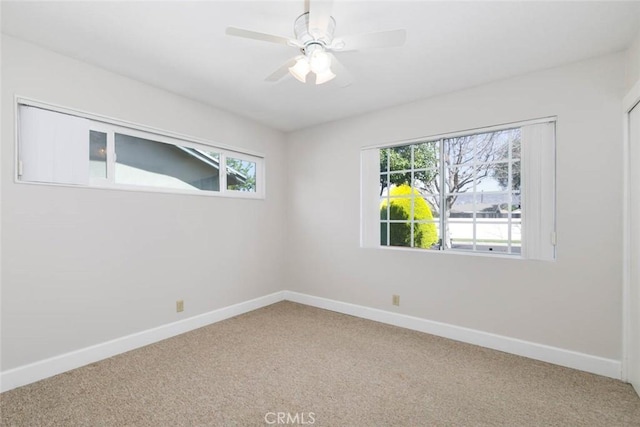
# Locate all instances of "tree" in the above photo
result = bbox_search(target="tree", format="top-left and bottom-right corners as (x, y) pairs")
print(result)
(380, 130), (515, 248)
(379, 143), (438, 194)
(380, 184), (439, 248)
(226, 158), (256, 191)
(421, 131), (514, 216)
(491, 135), (521, 191)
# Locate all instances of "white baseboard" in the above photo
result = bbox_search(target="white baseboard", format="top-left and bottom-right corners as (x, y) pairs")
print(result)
(283, 291), (622, 380)
(0, 291), (285, 393)
(1, 290), (622, 392)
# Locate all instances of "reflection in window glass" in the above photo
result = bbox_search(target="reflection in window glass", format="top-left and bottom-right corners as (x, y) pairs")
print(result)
(114, 133), (220, 191)
(226, 157), (256, 192)
(90, 130), (107, 179)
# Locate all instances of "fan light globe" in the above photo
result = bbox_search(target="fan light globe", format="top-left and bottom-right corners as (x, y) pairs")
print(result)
(289, 57), (311, 83)
(309, 50), (331, 74)
(315, 69), (336, 85)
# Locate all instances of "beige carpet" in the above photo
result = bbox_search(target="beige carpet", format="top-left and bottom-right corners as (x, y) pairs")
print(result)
(1, 301), (639, 426)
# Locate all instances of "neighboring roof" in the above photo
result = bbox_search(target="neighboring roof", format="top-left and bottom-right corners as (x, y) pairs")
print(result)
(177, 146), (247, 184)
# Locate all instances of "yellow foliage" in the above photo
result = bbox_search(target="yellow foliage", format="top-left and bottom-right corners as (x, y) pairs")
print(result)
(380, 184), (439, 248)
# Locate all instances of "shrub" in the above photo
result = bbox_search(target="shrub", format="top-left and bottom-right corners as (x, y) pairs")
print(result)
(380, 184), (439, 248)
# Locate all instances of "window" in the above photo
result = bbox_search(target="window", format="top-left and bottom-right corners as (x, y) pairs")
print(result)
(362, 119), (556, 260)
(17, 102), (265, 198)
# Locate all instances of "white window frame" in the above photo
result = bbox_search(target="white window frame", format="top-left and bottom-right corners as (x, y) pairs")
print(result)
(222, 151), (262, 194)
(361, 117), (556, 260)
(15, 97), (266, 199)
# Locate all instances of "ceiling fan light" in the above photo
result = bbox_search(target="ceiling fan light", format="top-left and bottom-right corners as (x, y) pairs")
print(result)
(289, 57), (310, 83)
(315, 69), (336, 85)
(309, 50), (331, 74)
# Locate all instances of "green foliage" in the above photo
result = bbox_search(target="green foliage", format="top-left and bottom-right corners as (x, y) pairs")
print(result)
(380, 144), (438, 191)
(380, 184), (439, 248)
(226, 158), (256, 191)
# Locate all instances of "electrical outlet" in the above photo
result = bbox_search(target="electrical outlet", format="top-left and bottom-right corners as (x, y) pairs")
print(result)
(176, 300), (184, 312)
(392, 294), (400, 306)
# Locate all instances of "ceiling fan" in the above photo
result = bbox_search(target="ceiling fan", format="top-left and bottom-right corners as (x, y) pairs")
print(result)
(225, 1), (407, 85)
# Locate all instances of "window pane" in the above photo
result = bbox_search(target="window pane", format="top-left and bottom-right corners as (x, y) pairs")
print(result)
(380, 173), (389, 192)
(380, 197), (410, 220)
(114, 133), (220, 191)
(488, 128), (520, 160)
(449, 192), (515, 219)
(447, 193), (474, 218)
(482, 163), (508, 192)
(511, 137), (521, 159)
(491, 128), (521, 161)
(89, 130), (107, 179)
(511, 219), (522, 255)
(381, 185), (439, 222)
(421, 193), (441, 219)
(413, 141), (439, 169)
(448, 218), (521, 254)
(476, 192), (511, 218)
(413, 169), (439, 193)
(227, 157), (256, 192)
(443, 137), (474, 167)
(413, 221), (440, 249)
(512, 160), (521, 192)
(474, 221), (512, 253)
(380, 222), (412, 247)
(444, 166), (476, 193)
(389, 172), (411, 187)
(479, 161), (520, 192)
(380, 148), (390, 173)
(448, 221), (474, 250)
(389, 145), (412, 171)
(512, 192), (522, 214)
(472, 131), (505, 163)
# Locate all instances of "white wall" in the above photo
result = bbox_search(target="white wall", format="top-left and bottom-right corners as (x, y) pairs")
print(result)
(626, 30), (640, 91)
(286, 53), (626, 361)
(1, 33), (631, 379)
(624, 28), (640, 394)
(1, 36), (287, 371)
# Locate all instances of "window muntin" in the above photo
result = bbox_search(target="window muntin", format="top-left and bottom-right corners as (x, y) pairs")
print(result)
(89, 130), (107, 180)
(378, 127), (526, 256)
(17, 103), (264, 199)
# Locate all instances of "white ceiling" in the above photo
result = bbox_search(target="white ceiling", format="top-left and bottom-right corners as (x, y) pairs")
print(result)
(2, 1), (640, 132)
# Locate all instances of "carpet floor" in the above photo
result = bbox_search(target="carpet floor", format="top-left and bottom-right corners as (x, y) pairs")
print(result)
(1, 301), (639, 426)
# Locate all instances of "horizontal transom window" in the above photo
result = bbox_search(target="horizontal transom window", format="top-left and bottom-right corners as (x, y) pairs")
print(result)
(17, 102), (264, 199)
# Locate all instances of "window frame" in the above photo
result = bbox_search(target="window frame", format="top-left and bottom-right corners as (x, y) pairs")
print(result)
(362, 117), (556, 260)
(14, 97), (266, 200)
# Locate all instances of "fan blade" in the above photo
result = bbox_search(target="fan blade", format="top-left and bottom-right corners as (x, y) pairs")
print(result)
(336, 29), (406, 51)
(328, 53), (353, 87)
(265, 58), (298, 82)
(308, 0), (334, 36)
(226, 27), (298, 47)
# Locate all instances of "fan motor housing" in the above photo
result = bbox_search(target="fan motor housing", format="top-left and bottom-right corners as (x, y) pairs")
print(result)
(294, 12), (336, 48)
